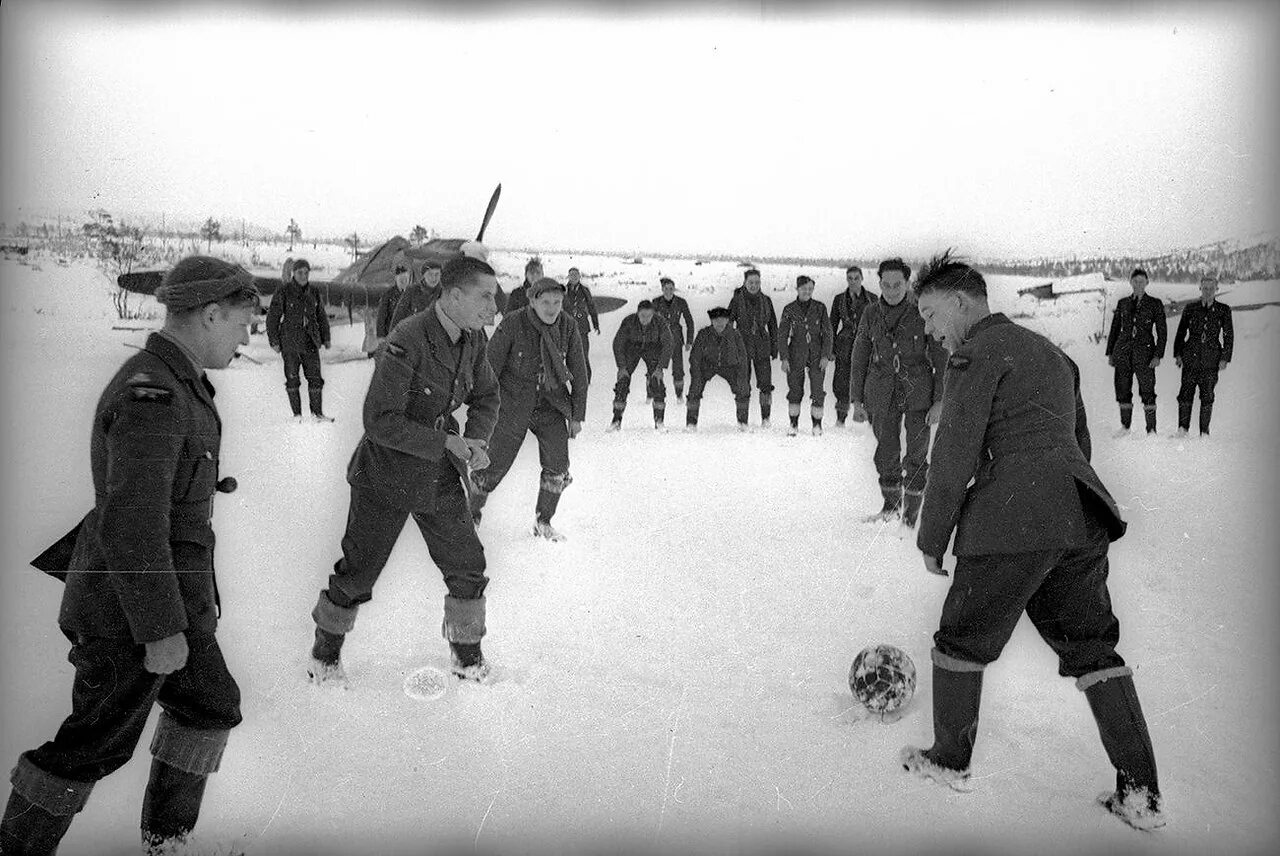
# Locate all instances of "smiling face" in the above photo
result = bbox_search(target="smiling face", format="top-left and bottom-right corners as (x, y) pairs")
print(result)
(711, 317), (729, 333)
(797, 281), (815, 302)
(915, 289), (967, 352)
(444, 274), (498, 330)
(661, 280), (675, 298)
(880, 270), (908, 306)
(394, 269), (411, 289)
(423, 268), (442, 289)
(846, 269), (863, 292)
(745, 273), (761, 294)
(193, 301), (256, 368)
(567, 268), (581, 286)
(532, 289), (564, 324)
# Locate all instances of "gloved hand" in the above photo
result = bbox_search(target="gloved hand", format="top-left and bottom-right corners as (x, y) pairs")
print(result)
(569, 420), (583, 439)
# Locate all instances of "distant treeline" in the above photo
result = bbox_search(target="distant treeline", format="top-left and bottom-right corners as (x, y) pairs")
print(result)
(978, 240), (1280, 284)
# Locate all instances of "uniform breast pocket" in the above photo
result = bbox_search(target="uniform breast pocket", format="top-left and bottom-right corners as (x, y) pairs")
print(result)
(177, 437), (219, 505)
(406, 385), (438, 424)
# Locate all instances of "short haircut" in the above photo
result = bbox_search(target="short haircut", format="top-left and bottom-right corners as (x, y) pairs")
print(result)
(659, 277), (674, 286)
(525, 257), (543, 275)
(1200, 273), (1219, 284)
(877, 257), (912, 280)
(441, 255), (496, 293)
(743, 268), (761, 281)
(421, 258), (443, 271)
(846, 265), (863, 276)
(568, 266), (580, 274)
(637, 299), (654, 311)
(913, 249), (988, 299)
(1130, 267), (1148, 281)
(796, 275), (814, 287)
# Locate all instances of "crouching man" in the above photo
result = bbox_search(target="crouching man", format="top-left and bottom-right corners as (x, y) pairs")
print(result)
(685, 306), (751, 430)
(903, 251), (1164, 831)
(3, 257), (258, 854)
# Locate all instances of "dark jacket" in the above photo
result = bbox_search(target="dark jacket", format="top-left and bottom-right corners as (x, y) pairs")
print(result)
(1105, 293), (1167, 363)
(487, 306), (589, 423)
(690, 325), (748, 377)
(778, 298), (834, 365)
(613, 313), (674, 369)
(917, 314), (1126, 559)
(564, 283), (600, 336)
(375, 283), (405, 339)
(849, 297), (947, 413)
(1173, 300), (1233, 369)
(387, 282), (439, 334)
(728, 286), (778, 355)
(348, 305), (499, 509)
(652, 294), (696, 345)
(49, 334), (228, 644)
(266, 281), (330, 351)
(831, 287), (873, 345)
(505, 280), (533, 315)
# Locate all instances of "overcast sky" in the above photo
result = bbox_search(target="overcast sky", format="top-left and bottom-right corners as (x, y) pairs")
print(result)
(2, 0), (1277, 260)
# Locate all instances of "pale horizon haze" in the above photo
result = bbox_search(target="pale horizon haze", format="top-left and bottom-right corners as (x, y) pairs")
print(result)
(2, 0), (1278, 261)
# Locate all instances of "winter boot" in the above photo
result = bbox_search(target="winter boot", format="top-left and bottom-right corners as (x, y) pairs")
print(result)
(1199, 402), (1213, 436)
(811, 405), (823, 436)
(686, 403), (700, 429)
(675, 381), (684, 402)
(533, 516), (566, 542)
(759, 391), (772, 426)
(287, 387), (303, 418)
(788, 411), (800, 437)
(901, 662), (983, 791)
(836, 405), (849, 427)
(902, 489), (924, 528)
(535, 472), (568, 532)
(140, 759), (209, 850)
(443, 595), (490, 682)
(608, 402), (624, 432)
(309, 387), (333, 422)
(735, 398), (750, 427)
(653, 401), (665, 430)
(1143, 404), (1157, 435)
(1177, 401), (1192, 433)
(308, 593), (356, 686)
(2, 756), (94, 856)
(864, 485), (902, 523)
(1118, 403), (1133, 431)
(1082, 670), (1164, 830)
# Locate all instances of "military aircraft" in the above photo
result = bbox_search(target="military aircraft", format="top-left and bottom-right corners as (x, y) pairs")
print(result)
(117, 185), (505, 313)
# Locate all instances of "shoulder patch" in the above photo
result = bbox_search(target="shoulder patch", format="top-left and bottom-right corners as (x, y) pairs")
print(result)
(385, 342), (407, 358)
(126, 371), (174, 402)
(948, 354), (971, 370)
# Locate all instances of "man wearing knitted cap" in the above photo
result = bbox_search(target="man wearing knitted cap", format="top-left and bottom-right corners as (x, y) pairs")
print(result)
(266, 258), (333, 421)
(387, 258), (444, 332)
(470, 277), (589, 541)
(4, 257), (258, 854)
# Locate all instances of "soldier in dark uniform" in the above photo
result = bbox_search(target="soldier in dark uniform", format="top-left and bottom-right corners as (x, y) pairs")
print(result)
(307, 256), (501, 685)
(266, 258), (332, 421)
(652, 277), (696, 401)
(387, 258), (443, 332)
(903, 251), (1164, 832)
(563, 267), (601, 382)
(830, 265), (874, 426)
(1173, 274), (1233, 436)
(685, 307), (750, 431)
(1104, 268), (1167, 434)
(727, 268), (778, 426)
(778, 275), (834, 435)
(2, 257), (258, 854)
(469, 277), (588, 541)
(504, 257), (542, 317)
(376, 260), (410, 337)
(849, 258), (947, 527)
(609, 299), (674, 430)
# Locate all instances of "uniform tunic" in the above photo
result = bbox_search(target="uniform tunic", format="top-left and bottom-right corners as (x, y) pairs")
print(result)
(652, 294), (696, 387)
(1105, 293), (1167, 410)
(1172, 299), (1233, 432)
(727, 286), (779, 397)
(830, 286), (873, 415)
(686, 325), (750, 425)
(612, 313), (675, 407)
(777, 297), (834, 406)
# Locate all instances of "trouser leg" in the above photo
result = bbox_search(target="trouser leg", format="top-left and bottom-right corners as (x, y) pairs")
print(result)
(869, 407), (904, 492)
(1113, 363), (1134, 428)
(283, 350), (303, 415)
(531, 405), (571, 523)
(1199, 368), (1219, 434)
(1176, 368), (1197, 430)
(1136, 364), (1156, 432)
(301, 347), (325, 416)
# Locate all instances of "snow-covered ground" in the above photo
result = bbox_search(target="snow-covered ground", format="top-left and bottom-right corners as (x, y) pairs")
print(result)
(1, 252), (1277, 856)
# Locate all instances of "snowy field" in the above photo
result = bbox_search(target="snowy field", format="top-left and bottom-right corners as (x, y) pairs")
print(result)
(1, 251), (1278, 856)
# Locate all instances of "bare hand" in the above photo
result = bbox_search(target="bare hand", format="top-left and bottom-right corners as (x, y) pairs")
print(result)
(468, 448), (490, 471)
(144, 633), (189, 674)
(1219, 360), (1228, 371)
(272, 345), (282, 353)
(922, 555), (949, 577)
(1107, 355), (1114, 367)
(1149, 357), (1160, 368)
(1175, 357), (1183, 368)
(569, 419), (583, 439)
(684, 343), (692, 352)
(444, 433), (470, 459)
(851, 402), (868, 423)
(926, 401), (943, 426)
(780, 361), (790, 374)
(819, 358), (828, 372)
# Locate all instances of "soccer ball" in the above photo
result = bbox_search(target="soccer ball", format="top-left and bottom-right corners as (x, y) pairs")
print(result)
(849, 644), (917, 714)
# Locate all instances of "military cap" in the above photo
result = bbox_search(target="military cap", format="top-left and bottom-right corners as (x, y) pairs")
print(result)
(531, 277), (566, 299)
(637, 299), (655, 311)
(155, 255), (258, 312)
